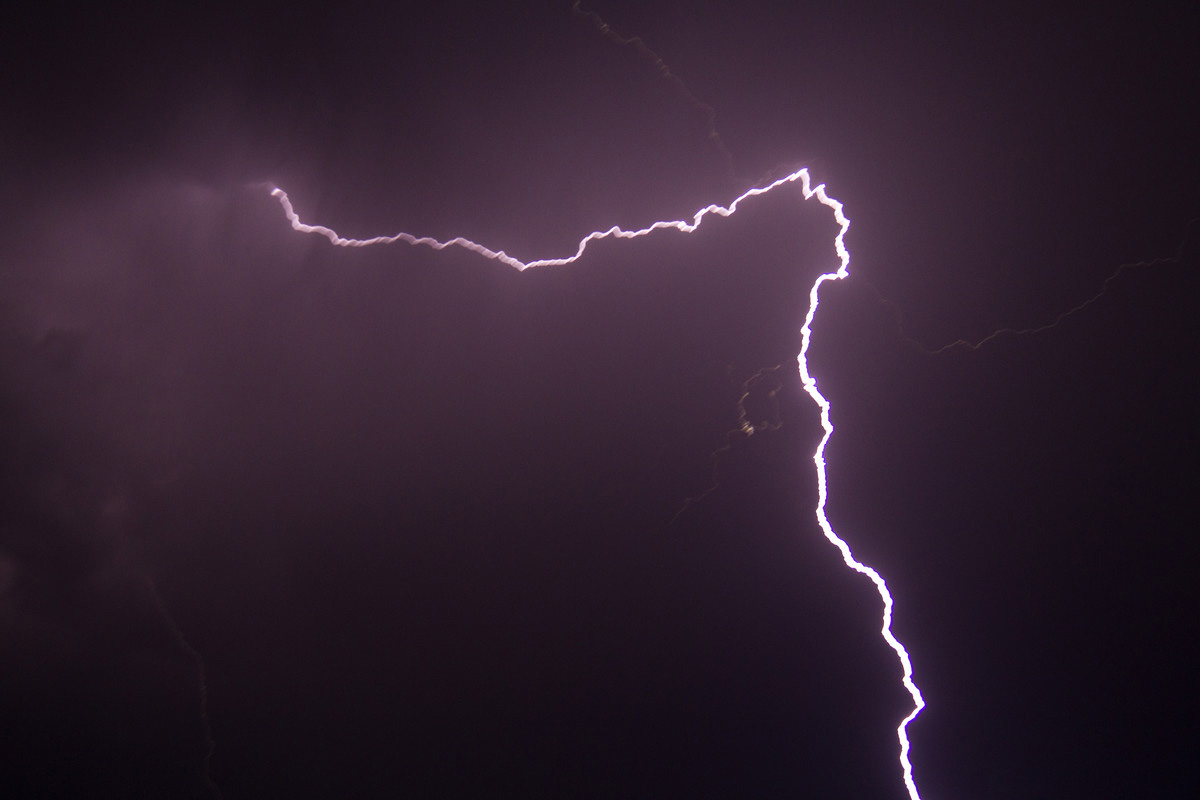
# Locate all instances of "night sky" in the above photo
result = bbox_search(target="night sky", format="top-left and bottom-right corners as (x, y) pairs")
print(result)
(2, 2), (1197, 798)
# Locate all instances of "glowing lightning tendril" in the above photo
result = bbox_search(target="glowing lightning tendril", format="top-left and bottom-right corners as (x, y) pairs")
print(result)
(269, 168), (925, 799)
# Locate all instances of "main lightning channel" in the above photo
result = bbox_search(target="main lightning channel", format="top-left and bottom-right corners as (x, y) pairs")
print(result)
(269, 169), (925, 799)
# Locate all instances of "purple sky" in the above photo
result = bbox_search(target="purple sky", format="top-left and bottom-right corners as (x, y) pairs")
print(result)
(2, 3), (1196, 798)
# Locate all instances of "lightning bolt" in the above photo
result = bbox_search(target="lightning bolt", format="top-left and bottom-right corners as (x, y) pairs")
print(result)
(269, 168), (927, 799)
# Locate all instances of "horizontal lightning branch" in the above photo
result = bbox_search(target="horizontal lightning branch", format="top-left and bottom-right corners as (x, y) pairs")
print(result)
(931, 253), (1194, 354)
(272, 170), (812, 271)
(873, 215), (1200, 356)
(269, 169), (925, 799)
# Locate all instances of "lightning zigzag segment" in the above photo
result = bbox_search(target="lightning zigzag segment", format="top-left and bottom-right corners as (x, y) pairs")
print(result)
(269, 168), (926, 800)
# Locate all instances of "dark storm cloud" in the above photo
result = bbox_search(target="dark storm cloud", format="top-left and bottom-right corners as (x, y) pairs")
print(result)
(0, 182), (232, 794)
(0, 182), (219, 639)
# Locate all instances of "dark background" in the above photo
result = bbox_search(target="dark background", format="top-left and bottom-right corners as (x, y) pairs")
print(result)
(2, 2), (1196, 798)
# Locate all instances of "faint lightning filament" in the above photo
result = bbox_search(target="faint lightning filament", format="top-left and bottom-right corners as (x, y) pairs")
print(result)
(269, 168), (926, 799)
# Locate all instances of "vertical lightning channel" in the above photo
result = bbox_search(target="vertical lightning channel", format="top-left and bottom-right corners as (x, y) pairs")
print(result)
(268, 168), (925, 799)
(797, 188), (925, 800)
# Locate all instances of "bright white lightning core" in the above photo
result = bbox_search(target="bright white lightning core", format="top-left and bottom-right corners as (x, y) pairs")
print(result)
(269, 168), (926, 799)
